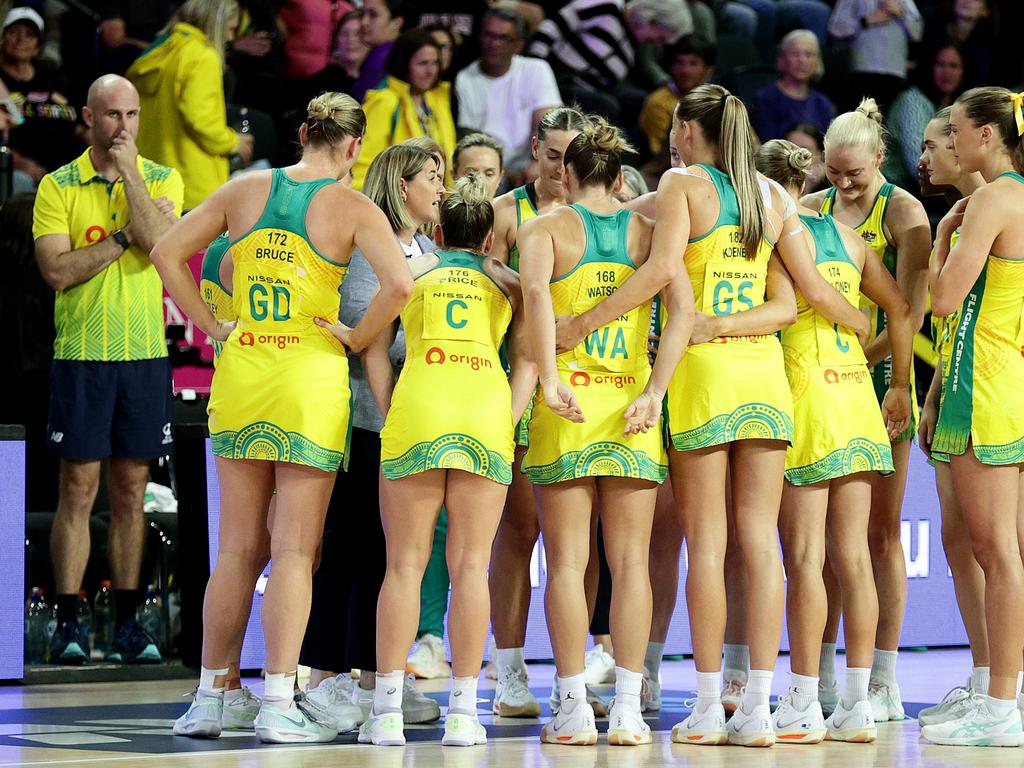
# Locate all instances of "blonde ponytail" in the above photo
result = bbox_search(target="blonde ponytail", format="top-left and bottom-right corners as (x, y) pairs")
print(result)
(824, 96), (887, 159)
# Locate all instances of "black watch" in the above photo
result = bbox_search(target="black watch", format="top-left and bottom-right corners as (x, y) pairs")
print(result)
(111, 229), (130, 251)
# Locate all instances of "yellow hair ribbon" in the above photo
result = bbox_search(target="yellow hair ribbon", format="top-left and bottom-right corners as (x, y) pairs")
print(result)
(1010, 91), (1024, 137)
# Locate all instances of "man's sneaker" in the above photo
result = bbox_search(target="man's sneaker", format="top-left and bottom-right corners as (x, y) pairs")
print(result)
(540, 701), (598, 745)
(584, 644), (615, 685)
(406, 634), (451, 679)
(671, 701), (727, 745)
(305, 675), (362, 732)
(173, 693), (222, 738)
(549, 677), (608, 717)
(254, 695), (336, 743)
(641, 668), (661, 712)
(721, 676), (745, 716)
(868, 681), (905, 722)
(49, 620), (87, 665)
(918, 682), (976, 726)
(921, 699), (1024, 747)
(727, 703), (775, 747)
(358, 709), (406, 746)
(222, 687), (260, 730)
(818, 679), (840, 718)
(402, 674), (441, 723)
(442, 712), (487, 746)
(825, 698), (877, 742)
(484, 638), (499, 680)
(493, 665), (541, 717)
(607, 699), (652, 745)
(772, 691), (825, 743)
(106, 620), (161, 664)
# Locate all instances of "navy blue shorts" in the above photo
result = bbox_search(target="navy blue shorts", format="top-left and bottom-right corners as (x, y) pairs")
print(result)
(47, 358), (173, 460)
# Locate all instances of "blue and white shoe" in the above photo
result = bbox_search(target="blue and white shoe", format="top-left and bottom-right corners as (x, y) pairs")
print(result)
(173, 692), (223, 738)
(106, 620), (161, 664)
(772, 691), (825, 744)
(921, 698), (1024, 747)
(254, 694), (336, 744)
(50, 620), (87, 666)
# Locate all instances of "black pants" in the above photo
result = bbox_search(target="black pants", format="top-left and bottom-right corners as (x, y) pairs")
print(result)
(299, 427), (385, 673)
(589, 522), (613, 637)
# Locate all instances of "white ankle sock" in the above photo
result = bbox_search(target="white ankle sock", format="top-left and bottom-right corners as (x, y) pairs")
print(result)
(644, 641), (665, 679)
(449, 675), (478, 715)
(557, 673), (586, 713)
(843, 667), (871, 709)
(870, 649), (898, 686)
(198, 666), (229, 698)
(987, 695), (1016, 718)
(742, 669), (772, 711)
(496, 647), (526, 672)
(614, 666), (643, 709)
(263, 672), (296, 711)
(789, 673), (817, 710)
(723, 644), (749, 679)
(695, 670), (721, 714)
(373, 670), (404, 715)
(819, 643), (837, 688)
(972, 666), (991, 695)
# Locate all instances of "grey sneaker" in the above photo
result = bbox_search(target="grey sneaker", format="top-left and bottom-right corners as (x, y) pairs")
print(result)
(173, 692), (223, 738)
(254, 694), (337, 743)
(402, 673), (441, 724)
(222, 686), (260, 730)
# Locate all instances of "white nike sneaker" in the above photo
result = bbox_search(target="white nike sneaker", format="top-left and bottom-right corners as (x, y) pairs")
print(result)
(540, 701), (598, 745)
(825, 698), (877, 742)
(721, 676), (745, 716)
(442, 712), (487, 746)
(402, 673), (441, 723)
(305, 675), (362, 732)
(772, 691), (825, 744)
(254, 696), (336, 743)
(641, 668), (661, 712)
(406, 634), (451, 680)
(549, 677), (608, 717)
(672, 701), (727, 745)
(727, 702), (775, 747)
(868, 681), (905, 722)
(607, 699), (652, 745)
(584, 644), (616, 685)
(493, 665), (541, 718)
(358, 709), (406, 746)
(918, 682), (976, 726)
(222, 687), (260, 730)
(173, 692), (222, 738)
(818, 679), (840, 718)
(921, 698), (1024, 747)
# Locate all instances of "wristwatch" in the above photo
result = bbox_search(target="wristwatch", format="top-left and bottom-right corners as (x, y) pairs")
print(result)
(111, 229), (130, 251)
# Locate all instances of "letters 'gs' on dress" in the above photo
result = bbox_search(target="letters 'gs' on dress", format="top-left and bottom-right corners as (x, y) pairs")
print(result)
(208, 170), (353, 471)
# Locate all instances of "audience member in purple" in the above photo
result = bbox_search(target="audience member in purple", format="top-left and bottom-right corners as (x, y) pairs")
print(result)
(752, 29), (834, 142)
(351, 0), (415, 103)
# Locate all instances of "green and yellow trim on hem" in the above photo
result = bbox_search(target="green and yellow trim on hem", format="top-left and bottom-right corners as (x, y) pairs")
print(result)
(515, 396), (535, 447)
(670, 403), (794, 452)
(382, 433), (513, 484)
(211, 421), (348, 472)
(523, 443), (667, 485)
(785, 438), (894, 486)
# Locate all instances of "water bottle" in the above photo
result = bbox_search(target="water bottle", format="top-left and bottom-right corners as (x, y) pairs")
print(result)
(24, 589), (47, 664)
(0, 141), (12, 204)
(137, 586), (162, 649)
(93, 580), (114, 655)
(229, 107), (251, 173)
(76, 590), (93, 657)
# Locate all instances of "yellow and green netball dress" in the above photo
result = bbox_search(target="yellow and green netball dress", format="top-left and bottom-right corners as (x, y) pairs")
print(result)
(381, 249), (515, 484)
(522, 205), (667, 484)
(507, 183), (539, 447)
(666, 166), (794, 449)
(208, 170), (352, 471)
(200, 234), (232, 363)
(933, 176), (1024, 465)
(820, 182), (917, 441)
(929, 229), (961, 465)
(781, 213), (893, 485)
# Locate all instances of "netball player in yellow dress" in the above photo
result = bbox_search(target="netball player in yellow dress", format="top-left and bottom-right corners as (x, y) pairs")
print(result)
(922, 88), (1024, 747)
(802, 99), (932, 719)
(519, 119), (694, 746)
(758, 139), (912, 744)
(151, 93), (412, 744)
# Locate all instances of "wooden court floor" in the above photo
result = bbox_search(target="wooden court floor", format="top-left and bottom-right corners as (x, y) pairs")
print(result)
(1, 648), (1012, 767)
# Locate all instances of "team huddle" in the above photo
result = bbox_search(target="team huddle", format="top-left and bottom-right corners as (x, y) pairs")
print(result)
(151, 82), (1024, 749)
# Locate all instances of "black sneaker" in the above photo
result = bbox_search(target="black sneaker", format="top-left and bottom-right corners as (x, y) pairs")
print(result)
(106, 619), (162, 664)
(50, 620), (88, 665)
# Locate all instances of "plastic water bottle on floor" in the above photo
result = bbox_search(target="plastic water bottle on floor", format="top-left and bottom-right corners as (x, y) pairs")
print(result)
(76, 590), (93, 657)
(24, 589), (47, 664)
(137, 586), (162, 650)
(93, 580), (114, 656)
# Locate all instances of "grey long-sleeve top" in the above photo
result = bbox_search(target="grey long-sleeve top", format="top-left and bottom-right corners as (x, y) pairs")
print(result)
(828, 0), (923, 80)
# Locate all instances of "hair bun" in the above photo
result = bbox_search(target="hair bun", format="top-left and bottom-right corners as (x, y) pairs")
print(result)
(787, 146), (813, 172)
(307, 95), (331, 122)
(856, 97), (884, 125)
(452, 173), (489, 207)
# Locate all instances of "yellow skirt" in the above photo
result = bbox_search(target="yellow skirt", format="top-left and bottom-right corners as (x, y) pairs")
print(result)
(522, 366), (667, 484)
(666, 336), (794, 451)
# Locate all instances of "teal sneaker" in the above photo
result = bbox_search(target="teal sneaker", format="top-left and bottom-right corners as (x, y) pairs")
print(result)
(50, 621), (88, 666)
(222, 687), (261, 730)
(922, 699), (1024, 747)
(173, 693), (223, 738)
(106, 620), (161, 664)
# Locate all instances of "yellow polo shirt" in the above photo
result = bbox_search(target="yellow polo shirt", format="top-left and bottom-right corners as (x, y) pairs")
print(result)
(33, 147), (184, 361)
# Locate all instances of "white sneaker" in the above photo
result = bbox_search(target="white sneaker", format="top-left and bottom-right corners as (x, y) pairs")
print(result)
(818, 679), (840, 718)
(442, 712), (487, 746)
(350, 681), (373, 723)
(549, 676), (608, 717)
(540, 701), (598, 745)
(921, 698), (1024, 747)
(868, 680), (905, 722)
(641, 668), (661, 712)
(918, 682), (976, 726)
(584, 644), (615, 686)
(358, 709), (406, 746)
(727, 702), (775, 747)
(402, 673), (441, 723)
(406, 634), (451, 680)
(305, 675), (362, 732)
(493, 665), (541, 718)
(721, 676), (745, 716)
(484, 638), (499, 680)
(772, 691), (825, 744)
(254, 696), (336, 743)
(173, 693), (222, 738)
(607, 699), (652, 745)
(825, 698), (877, 742)
(222, 687), (260, 730)
(671, 701), (727, 745)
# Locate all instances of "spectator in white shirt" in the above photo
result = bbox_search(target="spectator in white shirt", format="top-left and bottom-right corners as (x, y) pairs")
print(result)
(455, 8), (561, 181)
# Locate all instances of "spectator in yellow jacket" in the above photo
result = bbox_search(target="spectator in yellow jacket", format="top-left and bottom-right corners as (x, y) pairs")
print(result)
(127, 0), (254, 209)
(353, 29), (455, 190)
